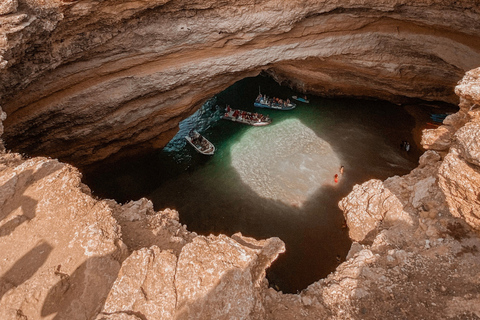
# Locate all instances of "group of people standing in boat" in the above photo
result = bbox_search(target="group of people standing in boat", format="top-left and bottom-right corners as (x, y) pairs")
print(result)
(226, 105), (269, 123)
(256, 94), (292, 108)
(189, 130), (210, 150)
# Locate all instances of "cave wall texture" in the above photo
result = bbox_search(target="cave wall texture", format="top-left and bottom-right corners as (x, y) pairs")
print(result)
(2, 1), (480, 319)
(1, 0), (480, 165)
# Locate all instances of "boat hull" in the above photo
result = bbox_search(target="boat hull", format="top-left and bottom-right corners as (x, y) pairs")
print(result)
(254, 102), (295, 110)
(221, 108), (271, 126)
(185, 131), (215, 155)
(221, 116), (271, 126)
(292, 96), (309, 103)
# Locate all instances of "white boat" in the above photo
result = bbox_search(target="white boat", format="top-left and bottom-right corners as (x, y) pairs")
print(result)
(221, 106), (271, 126)
(255, 93), (296, 110)
(292, 95), (310, 103)
(185, 130), (215, 155)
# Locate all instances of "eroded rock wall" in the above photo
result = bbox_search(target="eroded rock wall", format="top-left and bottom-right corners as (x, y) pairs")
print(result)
(1, 0), (480, 165)
(1, 62), (480, 318)
(424, 67), (480, 231)
(0, 145), (286, 319)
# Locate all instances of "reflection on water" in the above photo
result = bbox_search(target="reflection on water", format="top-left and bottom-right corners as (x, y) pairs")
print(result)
(231, 118), (341, 207)
(82, 75), (422, 293)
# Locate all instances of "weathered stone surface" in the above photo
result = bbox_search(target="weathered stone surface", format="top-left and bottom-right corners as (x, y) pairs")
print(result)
(0, 155), (128, 320)
(1, 0), (480, 165)
(455, 66), (480, 104)
(175, 233), (285, 320)
(438, 150), (480, 229)
(108, 198), (195, 255)
(98, 246), (177, 320)
(435, 67), (480, 230)
(2, 2), (480, 318)
(0, 0), (17, 15)
(339, 179), (401, 243)
(455, 121), (480, 167)
(340, 150), (445, 243)
(421, 125), (456, 151)
(0, 107), (5, 152)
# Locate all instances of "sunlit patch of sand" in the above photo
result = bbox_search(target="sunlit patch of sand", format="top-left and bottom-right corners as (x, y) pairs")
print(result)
(231, 118), (341, 207)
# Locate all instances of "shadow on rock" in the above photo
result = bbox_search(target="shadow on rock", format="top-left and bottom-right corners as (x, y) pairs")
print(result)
(42, 252), (123, 320)
(0, 241), (53, 301)
(0, 161), (62, 237)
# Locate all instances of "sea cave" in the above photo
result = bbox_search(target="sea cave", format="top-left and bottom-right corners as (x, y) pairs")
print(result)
(1, 1), (480, 319)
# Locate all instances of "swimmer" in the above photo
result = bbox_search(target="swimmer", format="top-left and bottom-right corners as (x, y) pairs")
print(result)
(340, 166), (344, 175)
(334, 174), (338, 183)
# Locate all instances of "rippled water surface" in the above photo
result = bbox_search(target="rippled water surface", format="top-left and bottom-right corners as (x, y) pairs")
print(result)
(84, 75), (422, 293)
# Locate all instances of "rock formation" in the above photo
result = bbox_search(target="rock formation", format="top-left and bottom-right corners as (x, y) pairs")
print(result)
(1, 0), (480, 165)
(1, 67), (480, 319)
(2, 0), (480, 318)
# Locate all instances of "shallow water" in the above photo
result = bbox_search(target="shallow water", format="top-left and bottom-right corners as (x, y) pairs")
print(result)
(83, 75), (422, 293)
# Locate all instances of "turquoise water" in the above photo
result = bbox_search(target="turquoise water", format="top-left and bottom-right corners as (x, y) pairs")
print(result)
(83, 75), (420, 293)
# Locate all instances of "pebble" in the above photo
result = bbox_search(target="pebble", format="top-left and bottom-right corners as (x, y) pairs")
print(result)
(425, 240), (431, 249)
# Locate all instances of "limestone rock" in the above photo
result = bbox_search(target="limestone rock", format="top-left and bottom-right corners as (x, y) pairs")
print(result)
(0, 107), (5, 152)
(0, 0), (17, 15)
(340, 149), (446, 243)
(2, 0), (480, 165)
(455, 121), (480, 167)
(455, 66), (480, 104)
(175, 233), (285, 319)
(115, 198), (155, 222)
(421, 125), (456, 151)
(437, 68), (480, 230)
(2, 2), (480, 318)
(109, 198), (195, 255)
(339, 179), (406, 243)
(97, 246), (177, 320)
(0, 156), (128, 320)
(439, 150), (480, 230)
(418, 150), (441, 168)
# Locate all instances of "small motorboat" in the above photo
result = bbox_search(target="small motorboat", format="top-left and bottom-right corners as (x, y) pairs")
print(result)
(254, 88), (295, 110)
(292, 95), (310, 104)
(185, 130), (215, 155)
(221, 106), (271, 126)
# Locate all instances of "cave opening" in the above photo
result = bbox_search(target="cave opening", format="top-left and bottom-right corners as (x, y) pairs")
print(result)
(79, 74), (456, 293)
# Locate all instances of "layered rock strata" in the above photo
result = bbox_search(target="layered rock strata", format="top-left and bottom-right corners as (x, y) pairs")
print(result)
(1, 68), (480, 319)
(0, 145), (285, 319)
(1, 0), (480, 165)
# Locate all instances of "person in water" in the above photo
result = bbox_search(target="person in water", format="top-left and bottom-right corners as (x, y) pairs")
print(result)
(334, 174), (338, 183)
(340, 166), (344, 175)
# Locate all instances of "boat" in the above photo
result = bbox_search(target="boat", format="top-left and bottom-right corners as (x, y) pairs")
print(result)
(185, 130), (215, 155)
(254, 93), (296, 110)
(292, 95), (310, 104)
(221, 106), (271, 126)
(430, 113), (449, 123)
